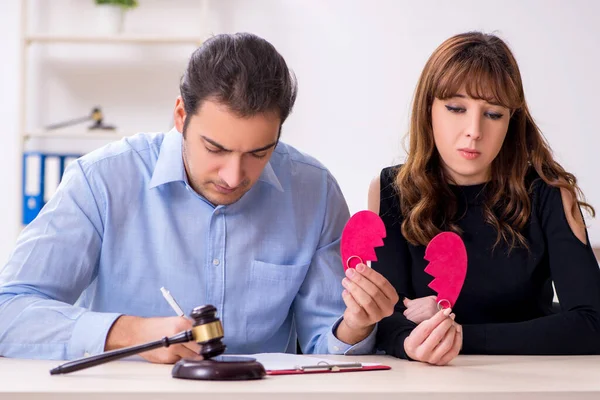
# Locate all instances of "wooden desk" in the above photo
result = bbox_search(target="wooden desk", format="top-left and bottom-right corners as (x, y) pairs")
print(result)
(1, 354), (599, 399)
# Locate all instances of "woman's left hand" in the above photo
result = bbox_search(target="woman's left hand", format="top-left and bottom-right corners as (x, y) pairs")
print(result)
(403, 296), (438, 324)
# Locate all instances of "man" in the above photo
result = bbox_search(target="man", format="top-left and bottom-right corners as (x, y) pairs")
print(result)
(0, 33), (398, 362)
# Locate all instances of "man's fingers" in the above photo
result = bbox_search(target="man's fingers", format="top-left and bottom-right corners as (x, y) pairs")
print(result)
(345, 267), (396, 314)
(354, 265), (399, 303)
(344, 269), (388, 310)
(183, 341), (202, 354)
(342, 278), (382, 319)
(176, 344), (203, 361)
(342, 289), (368, 319)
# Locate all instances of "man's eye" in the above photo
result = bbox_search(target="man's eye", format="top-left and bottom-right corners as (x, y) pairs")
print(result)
(206, 147), (223, 154)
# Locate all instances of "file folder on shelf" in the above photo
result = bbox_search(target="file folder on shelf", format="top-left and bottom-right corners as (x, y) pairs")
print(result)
(22, 151), (82, 224)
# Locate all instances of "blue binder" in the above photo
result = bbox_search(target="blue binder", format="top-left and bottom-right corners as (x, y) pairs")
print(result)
(22, 151), (82, 225)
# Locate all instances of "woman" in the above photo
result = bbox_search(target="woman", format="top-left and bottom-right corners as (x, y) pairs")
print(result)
(368, 32), (600, 365)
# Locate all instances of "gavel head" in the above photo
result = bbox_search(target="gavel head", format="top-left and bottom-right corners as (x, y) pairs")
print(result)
(189, 305), (226, 359)
(91, 107), (103, 123)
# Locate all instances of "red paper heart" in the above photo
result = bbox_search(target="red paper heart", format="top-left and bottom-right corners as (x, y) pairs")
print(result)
(424, 232), (467, 309)
(341, 210), (386, 271)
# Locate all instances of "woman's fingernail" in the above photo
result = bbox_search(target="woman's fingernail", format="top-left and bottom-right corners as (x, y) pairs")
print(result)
(357, 263), (366, 272)
(443, 308), (452, 316)
(346, 268), (355, 278)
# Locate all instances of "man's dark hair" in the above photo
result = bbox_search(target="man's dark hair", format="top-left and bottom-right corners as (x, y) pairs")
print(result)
(180, 32), (298, 136)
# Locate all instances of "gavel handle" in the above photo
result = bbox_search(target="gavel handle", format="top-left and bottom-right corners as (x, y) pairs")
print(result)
(50, 330), (194, 375)
(45, 115), (91, 130)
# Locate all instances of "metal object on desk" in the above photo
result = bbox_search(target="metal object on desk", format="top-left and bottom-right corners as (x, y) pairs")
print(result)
(295, 362), (363, 372)
(49, 304), (266, 381)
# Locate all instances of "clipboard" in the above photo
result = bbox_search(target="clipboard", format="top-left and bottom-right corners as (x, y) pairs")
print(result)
(267, 361), (391, 375)
(247, 353), (391, 376)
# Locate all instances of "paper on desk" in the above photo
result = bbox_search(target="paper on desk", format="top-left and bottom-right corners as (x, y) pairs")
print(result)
(247, 353), (381, 371)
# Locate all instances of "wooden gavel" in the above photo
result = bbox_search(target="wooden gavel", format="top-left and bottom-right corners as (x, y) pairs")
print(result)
(50, 305), (226, 375)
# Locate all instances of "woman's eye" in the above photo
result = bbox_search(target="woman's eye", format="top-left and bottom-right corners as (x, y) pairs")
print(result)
(486, 112), (504, 120)
(445, 105), (465, 113)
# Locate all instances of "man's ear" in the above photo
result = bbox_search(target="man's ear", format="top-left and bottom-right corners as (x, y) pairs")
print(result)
(174, 96), (187, 133)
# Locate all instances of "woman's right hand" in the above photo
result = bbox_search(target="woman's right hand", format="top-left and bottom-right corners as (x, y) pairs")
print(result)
(404, 308), (462, 365)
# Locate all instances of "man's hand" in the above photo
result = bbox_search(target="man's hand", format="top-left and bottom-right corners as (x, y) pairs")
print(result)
(105, 316), (202, 364)
(403, 296), (438, 324)
(336, 263), (399, 344)
(404, 308), (462, 366)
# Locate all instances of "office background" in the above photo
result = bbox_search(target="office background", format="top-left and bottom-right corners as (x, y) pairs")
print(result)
(0, 0), (599, 263)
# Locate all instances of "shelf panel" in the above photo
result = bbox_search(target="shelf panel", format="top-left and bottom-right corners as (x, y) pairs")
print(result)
(25, 34), (203, 45)
(24, 130), (131, 140)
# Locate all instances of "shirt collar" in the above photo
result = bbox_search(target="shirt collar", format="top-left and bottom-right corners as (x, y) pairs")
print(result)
(148, 128), (187, 189)
(149, 128), (284, 193)
(258, 158), (284, 192)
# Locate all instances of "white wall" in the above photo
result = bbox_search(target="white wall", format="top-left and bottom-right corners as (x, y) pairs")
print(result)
(0, 1), (21, 263)
(1, 0), (599, 264)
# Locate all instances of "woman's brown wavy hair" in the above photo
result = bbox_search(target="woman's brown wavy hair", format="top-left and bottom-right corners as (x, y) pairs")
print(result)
(396, 31), (595, 250)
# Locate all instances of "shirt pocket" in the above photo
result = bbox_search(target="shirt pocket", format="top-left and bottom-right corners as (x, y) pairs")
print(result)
(245, 259), (310, 348)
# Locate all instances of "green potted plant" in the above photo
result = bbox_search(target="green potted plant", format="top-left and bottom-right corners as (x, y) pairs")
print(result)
(94, 0), (139, 34)
(95, 0), (138, 7)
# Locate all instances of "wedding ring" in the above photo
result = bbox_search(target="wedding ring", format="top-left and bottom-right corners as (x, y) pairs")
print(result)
(437, 299), (451, 311)
(345, 255), (364, 269)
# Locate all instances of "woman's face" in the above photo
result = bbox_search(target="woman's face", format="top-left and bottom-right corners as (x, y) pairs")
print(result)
(431, 90), (511, 185)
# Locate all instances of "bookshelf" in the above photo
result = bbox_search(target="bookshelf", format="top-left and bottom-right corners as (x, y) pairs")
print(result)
(18, 0), (208, 225)
(24, 130), (131, 141)
(24, 33), (203, 45)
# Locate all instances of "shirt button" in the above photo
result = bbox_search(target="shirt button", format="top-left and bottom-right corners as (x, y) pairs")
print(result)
(214, 210), (220, 215)
(333, 346), (340, 352)
(213, 259), (220, 266)
(84, 352), (90, 357)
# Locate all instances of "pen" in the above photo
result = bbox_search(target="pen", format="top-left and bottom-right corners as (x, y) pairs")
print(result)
(160, 286), (185, 317)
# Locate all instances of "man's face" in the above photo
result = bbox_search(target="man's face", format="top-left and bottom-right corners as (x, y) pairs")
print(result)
(174, 98), (281, 206)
